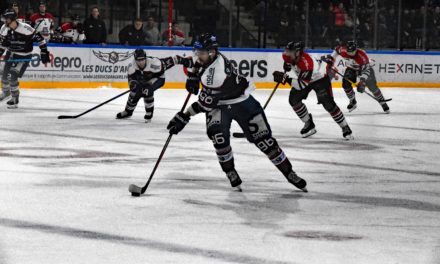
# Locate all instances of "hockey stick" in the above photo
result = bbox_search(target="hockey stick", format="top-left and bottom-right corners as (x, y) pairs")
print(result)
(0, 58), (41, 63)
(330, 67), (392, 103)
(232, 75), (284, 138)
(57, 89), (130, 119)
(129, 92), (192, 197)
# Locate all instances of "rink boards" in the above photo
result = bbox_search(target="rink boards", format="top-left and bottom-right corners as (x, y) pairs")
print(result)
(10, 43), (440, 89)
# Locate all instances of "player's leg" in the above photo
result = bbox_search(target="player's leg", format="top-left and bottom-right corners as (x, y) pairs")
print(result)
(289, 87), (316, 138)
(116, 86), (142, 119)
(143, 95), (154, 122)
(233, 96), (307, 192)
(0, 65), (11, 102)
(365, 68), (390, 113)
(314, 77), (354, 140)
(206, 108), (242, 190)
(6, 56), (30, 108)
(343, 68), (357, 111)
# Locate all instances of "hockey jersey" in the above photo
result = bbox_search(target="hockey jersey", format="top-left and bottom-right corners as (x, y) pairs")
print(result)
(195, 53), (254, 111)
(331, 46), (371, 72)
(283, 51), (327, 90)
(127, 56), (164, 86)
(30, 12), (54, 41)
(0, 21), (46, 55)
(59, 22), (85, 43)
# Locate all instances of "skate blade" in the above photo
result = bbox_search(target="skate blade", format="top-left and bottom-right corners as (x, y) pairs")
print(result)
(301, 187), (308, 192)
(7, 104), (18, 109)
(343, 134), (354, 140)
(232, 185), (242, 192)
(301, 128), (317, 138)
(384, 110), (390, 114)
(348, 105), (357, 112)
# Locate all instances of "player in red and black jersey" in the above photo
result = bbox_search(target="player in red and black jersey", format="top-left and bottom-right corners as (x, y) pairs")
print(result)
(273, 41), (353, 140)
(327, 41), (390, 113)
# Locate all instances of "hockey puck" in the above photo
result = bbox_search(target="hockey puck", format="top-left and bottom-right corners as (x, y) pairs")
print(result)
(131, 192), (140, 197)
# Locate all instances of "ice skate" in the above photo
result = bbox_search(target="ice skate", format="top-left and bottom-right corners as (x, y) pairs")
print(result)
(116, 110), (132, 119)
(347, 99), (357, 112)
(300, 114), (317, 138)
(381, 102), (390, 114)
(286, 171), (307, 192)
(6, 96), (18, 109)
(342, 125), (354, 140)
(227, 170), (242, 192)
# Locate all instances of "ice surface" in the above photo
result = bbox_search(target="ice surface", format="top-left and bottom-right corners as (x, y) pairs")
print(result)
(0, 88), (439, 264)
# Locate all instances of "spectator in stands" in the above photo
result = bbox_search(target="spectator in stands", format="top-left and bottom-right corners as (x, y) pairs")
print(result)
(83, 6), (107, 45)
(332, 2), (347, 44)
(162, 21), (185, 46)
(11, 2), (27, 23)
(432, 6), (440, 48)
(119, 18), (147, 46)
(310, 3), (330, 48)
(30, 1), (55, 41)
(145, 16), (160, 45)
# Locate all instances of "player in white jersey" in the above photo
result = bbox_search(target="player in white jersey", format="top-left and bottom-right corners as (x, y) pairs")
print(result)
(116, 49), (169, 122)
(0, 9), (50, 108)
(167, 33), (307, 192)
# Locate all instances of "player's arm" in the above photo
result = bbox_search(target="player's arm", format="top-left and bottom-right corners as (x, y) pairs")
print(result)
(33, 31), (50, 64)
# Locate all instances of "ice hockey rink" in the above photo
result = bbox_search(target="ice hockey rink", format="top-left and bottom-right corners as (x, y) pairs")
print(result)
(0, 87), (439, 264)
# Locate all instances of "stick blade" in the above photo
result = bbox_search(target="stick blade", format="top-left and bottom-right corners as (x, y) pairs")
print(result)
(232, 132), (246, 138)
(57, 115), (75, 119)
(129, 184), (143, 197)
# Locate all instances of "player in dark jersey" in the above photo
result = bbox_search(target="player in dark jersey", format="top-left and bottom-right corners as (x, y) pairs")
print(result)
(116, 49), (166, 122)
(0, 9), (50, 108)
(167, 33), (308, 192)
(273, 41), (353, 140)
(325, 40), (390, 113)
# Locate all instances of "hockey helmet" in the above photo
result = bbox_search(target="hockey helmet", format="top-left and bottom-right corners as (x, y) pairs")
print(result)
(286, 41), (304, 52)
(346, 40), (357, 53)
(134, 48), (147, 61)
(2, 9), (17, 21)
(193, 33), (219, 51)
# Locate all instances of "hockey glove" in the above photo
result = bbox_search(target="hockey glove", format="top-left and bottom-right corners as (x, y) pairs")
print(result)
(273, 71), (292, 85)
(167, 111), (190, 135)
(320, 55), (334, 65)
(186, 72), (200, 95)
(175, 55), (194, 68)
(283, 61), (292, 72)
(40, 46), (50, 64)
(357, 78), (366, 93)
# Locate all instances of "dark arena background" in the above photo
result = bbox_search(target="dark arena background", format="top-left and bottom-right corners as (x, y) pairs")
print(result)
(0, 1), (439, 263)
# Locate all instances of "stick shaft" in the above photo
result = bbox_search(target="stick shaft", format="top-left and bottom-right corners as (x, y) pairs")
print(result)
(59, 89), (130, 119)
(141, 92), (192, 192)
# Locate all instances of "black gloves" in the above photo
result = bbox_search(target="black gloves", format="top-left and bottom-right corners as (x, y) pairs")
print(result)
(186, 72), (200, 95)
(167, 112), (190, 135)
(283, 62), (292, 72)
(175, 55), (194, 68)
(320, 55), (334, 65)
(273, 71), (291, 85)
(40, 46), (50, 64)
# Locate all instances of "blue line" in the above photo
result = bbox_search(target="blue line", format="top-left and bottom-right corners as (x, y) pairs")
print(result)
(38, 43), (440, 55)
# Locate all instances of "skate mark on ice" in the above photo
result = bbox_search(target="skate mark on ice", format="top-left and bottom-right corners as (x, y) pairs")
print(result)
(0, 147), (127, 159)
(283, 230), (363, 241)
(301, 192), (440, 212)
(0, 218), (295, 264)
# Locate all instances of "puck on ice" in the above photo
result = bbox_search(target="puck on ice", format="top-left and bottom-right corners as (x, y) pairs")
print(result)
(131, 192), (140, 197)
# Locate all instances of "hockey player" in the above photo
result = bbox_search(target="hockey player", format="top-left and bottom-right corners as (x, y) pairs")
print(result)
(52, 14), (85, 44)
(273, 41), (353, 140)
(167, 33), (307, 192)
(0, 9), (50, 108)
(30, 1), (54, 42)
(116, 49), (168, 122)
(324, 40), (390, 113)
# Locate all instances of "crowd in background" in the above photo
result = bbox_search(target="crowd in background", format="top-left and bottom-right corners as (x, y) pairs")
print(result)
(2, 0), (440, 50)
(0, 1), (186, 46)
(254, 0), (440, 50)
